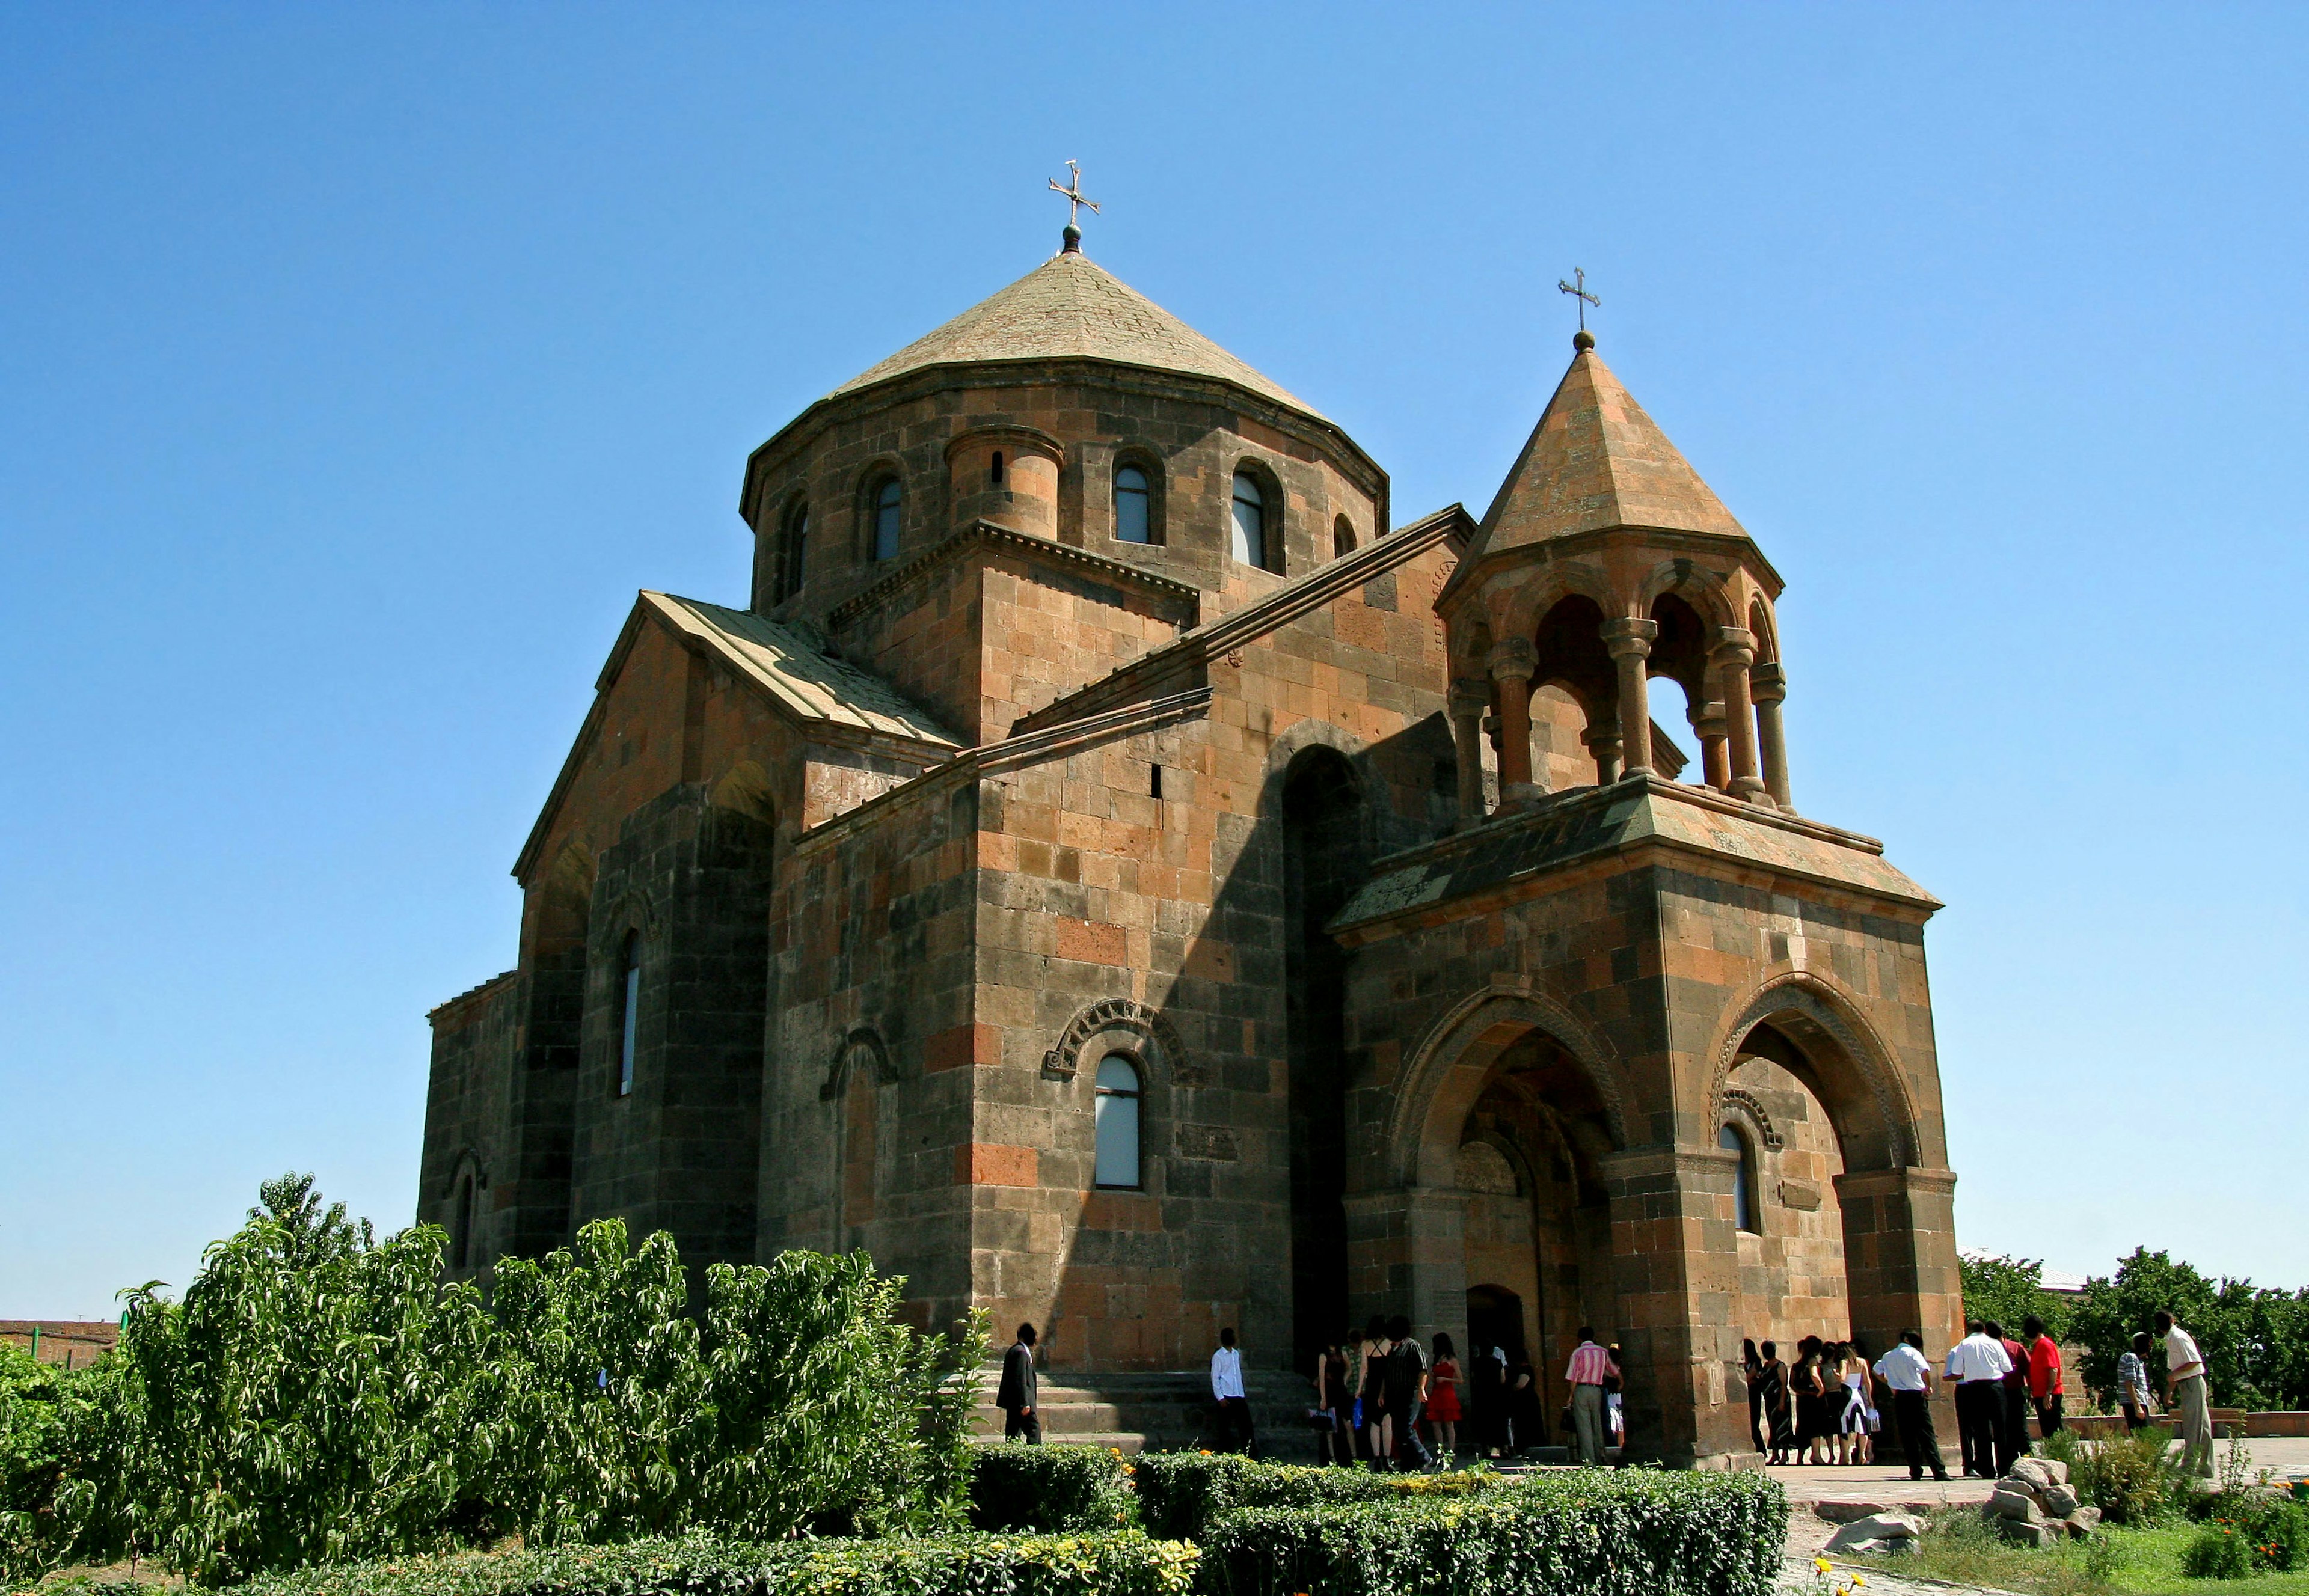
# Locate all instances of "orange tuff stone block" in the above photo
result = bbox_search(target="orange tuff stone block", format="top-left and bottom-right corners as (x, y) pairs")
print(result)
(925, 1023), (1003, 1072)
(960, 1143), (1039, 1187)
(1054, 916), (1128, 965)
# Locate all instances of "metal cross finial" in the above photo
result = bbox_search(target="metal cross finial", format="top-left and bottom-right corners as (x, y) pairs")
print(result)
(1558, 268), (1600, 332)
(1049, 161), (1100, 251)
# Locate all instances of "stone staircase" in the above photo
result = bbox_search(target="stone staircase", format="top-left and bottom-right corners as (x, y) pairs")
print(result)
(969, 1367), (1325, 1461)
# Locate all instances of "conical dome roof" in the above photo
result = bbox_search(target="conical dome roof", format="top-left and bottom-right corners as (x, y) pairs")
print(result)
(1468, 340), (1746, 560)
(827, 250), (1324, 420)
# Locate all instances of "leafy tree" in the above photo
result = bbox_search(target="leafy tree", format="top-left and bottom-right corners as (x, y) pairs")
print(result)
(2067, 1247), (2275, 1408)
(1959, 1253), (2068, 1342)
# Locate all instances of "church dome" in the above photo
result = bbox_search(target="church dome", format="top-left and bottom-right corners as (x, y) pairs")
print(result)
(826, 251), (1326, 422)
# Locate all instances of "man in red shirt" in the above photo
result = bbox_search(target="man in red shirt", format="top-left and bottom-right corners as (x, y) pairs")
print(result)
(2023, 1313), (2064, 1435)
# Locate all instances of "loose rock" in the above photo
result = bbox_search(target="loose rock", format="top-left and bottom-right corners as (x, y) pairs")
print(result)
(1824, 1513), (1927, 1554)
(1989, 1483), (2046, 1523)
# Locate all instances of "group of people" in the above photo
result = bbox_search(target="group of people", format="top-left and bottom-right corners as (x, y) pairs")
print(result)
(1739, 1308), (2219, 1484)
(1744, 1335), (1882, 1467)
(1311, 1324), (1626, 1469)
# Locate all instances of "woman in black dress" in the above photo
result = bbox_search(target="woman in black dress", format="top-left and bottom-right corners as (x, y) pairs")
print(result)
(1742, 1338), (1767, 1455)
(1793, 1336), (1832, 1464)
(1756, 1338), (1795, 1464)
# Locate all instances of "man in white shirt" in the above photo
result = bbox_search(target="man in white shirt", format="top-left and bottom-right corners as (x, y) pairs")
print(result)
(1875, 1330), (1950, 1481)
(1943, 1321), (2013, 1478)
(1210, 1327), (1256, 1457)
(2156, 1310), (2214, 1478)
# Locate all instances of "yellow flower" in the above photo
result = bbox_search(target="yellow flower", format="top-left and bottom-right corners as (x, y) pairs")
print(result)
(1815, 1555), (1833, 1574)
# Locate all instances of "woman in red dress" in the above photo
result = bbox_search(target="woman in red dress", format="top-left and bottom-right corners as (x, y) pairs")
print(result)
(1426, 1332), (1463, 1461)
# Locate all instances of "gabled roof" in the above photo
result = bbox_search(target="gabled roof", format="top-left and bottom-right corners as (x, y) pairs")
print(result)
(826, 250), (1325, 421)
(1464, 338), (1746, 564)
(512, 592), (961, 882)
(644, 593), (963, 748)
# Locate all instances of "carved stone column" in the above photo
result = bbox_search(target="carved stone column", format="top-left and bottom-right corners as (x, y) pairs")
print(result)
(1695, 699), (1730, 791)
(1602, 617), (1660, 779)
(1449, 679), (1492, 824)
(1710, 628), (1770, 804)
(1487, 639), (1539, 803)
(1751, 662), (1791, 810)
(1584, 723), (1623, 785)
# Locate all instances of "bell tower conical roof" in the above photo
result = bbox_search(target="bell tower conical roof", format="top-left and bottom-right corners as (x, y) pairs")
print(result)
(1467, 337), (1745, 562)
(826, 250), (1326, 422)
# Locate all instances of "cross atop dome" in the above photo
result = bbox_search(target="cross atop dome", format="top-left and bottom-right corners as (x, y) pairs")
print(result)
(1048, 161), (1099, 255)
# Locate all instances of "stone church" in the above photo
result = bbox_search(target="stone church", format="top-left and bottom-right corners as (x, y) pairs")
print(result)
(419, 222), (1964, 1466)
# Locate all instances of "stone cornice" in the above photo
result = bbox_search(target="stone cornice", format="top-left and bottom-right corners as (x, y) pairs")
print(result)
(425, 968), (518, 1027)
(826, 518), (1201, 634)
(1434, 522), (1787, 616)
(1007, 502), (1473, 736)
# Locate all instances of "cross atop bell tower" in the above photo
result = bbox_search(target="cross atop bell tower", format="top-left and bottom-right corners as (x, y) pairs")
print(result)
(1048, 160), (1099, 254)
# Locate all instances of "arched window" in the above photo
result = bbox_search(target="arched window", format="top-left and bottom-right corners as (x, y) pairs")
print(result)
(871, 477), (901, 562)
(616, 931), (642, 1098)
(778, 500), (809, 602)
(1720, 1122), (1758, 1233)
(1093, 1054), (1142, 1189)
(451, 1171), (474, 1270)
(1333, 515), (1357, 558)
(1114, 464), (1153, 544)
(1230, 471), (1269, 571)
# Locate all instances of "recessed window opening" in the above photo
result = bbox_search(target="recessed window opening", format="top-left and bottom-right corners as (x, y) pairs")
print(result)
(451, 1172), (474, 1270)
(1115, 464), (1153, 543)
(1094, 1054), (1142, 1189)
(1231, 471), (1269, 570)
(990, 450), (1005, 486)
(1150, 763), (1164, 800)
(778, 501), (809, 602)
(617, 931), (641, 1098)
(1333, 515), (1357, 559)
(1720, 1121), (1758, 1232)
(872, 477), (901, 562)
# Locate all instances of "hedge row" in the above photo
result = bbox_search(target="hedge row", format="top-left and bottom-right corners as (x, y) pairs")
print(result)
(1198, 1468), (1785, 1596)
(209, 1530), (1199, 1596)
(1130, 1453), (1505, 1542)
(967, 1446), (1135, 1533)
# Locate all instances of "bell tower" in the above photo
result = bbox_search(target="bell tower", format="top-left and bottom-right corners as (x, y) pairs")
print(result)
(1437, 329), (1793, 816)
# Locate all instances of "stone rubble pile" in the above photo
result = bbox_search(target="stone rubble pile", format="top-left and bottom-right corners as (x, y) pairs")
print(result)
(1984, 1457), (2102, 1547)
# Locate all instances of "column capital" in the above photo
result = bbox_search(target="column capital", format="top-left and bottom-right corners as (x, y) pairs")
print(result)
(1694, 699), (1728, 737)
(1708, 626), (1756, 667)
(1601, 616), (1660, 656)
(1750, 661), (1787, 703)
(1449, 677), (1494, 718)
(1486, 637), (1538, 682)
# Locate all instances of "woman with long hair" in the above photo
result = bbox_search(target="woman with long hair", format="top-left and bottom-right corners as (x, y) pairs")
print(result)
(1357, 1315), (1392, 1464)
(1314, 1339), (1352, 1464)
(1836, 1339), (1873, 1465)
(1756, 1339), (1794, 1464)
(1426, 1332), (1462, 1463)
(1794, 1336), (1832, 1464)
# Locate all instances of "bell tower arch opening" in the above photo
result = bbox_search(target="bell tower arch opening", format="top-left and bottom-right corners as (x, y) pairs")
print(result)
(1281, 744), (1368, 1369)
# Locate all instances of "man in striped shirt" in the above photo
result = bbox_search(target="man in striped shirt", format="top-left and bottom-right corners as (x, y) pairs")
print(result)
(1565, 1328), (1620, 1466)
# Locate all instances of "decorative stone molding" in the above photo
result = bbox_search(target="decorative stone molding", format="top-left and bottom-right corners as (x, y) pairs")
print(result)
(820, 1026), (895, 1100)
(1041, 997), (1186, 1083)
(1718, 1087), (1784, 1150)
(1706, 971), (1917, 1171)
(1777, 1179), (1823, 1211)
(1486, 637), (1538, 682)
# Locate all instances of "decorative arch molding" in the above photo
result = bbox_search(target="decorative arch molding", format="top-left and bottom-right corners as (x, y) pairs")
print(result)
(441, 1144), (491, 1199)
(1717, 1087), (1783, 1151)
(1706, 970), (1917, 1172)
(1495, 564), (1620, 644)
(820, 1026), (898, 1101)
(596, 885), (663, 950)
(1638, 558), (1740, 630)
(1386, 980), (1628, 1190)
(1041, 998), (1186, 1084)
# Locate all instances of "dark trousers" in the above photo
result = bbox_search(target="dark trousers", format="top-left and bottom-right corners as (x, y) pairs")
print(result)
(1395, 1398), (1432, 1469)
(1892, 1390), (1946, 1479)
(1215, 1395), (1257, 1455)
(1003, 1407), (1041, 1444)
(1999, 1383), (2029, 1473)
(1955, 1381), (2001, 1476)
(2036, 1394), (2063, 1435)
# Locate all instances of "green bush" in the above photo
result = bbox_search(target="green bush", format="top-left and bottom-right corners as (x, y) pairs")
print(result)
(969, 1445), (1135, 1533)
(2182, 1516), (2254, 1579)
(221, 1530), (1198, 1596)
(1129, 1454), (1503, 1543)
(1, 1176), (988, 1588)
(1195, 1468), (1785, 1596)
(2040, 1426), (2177, 1525)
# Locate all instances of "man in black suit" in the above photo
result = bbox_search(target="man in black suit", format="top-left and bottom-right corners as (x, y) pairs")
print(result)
(996, 1322), (1041, 1443)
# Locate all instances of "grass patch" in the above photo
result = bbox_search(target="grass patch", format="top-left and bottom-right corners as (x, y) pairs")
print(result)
(1847, 1511), (2309, 1595)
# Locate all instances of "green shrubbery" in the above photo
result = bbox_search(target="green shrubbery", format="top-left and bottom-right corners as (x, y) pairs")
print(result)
(1130, 1452), (1504, 1542)
(2040, 1426), (2182, 1525)
(1195, 1468), (1786, 1596)
(967, 1445), (1135, 1533)
(221, 1530), (1200, 1596)
(0, 1177), (985, 1587)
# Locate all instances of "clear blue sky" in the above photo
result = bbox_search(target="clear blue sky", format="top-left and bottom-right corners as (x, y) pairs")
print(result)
(5, 5), (2304, 1318)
